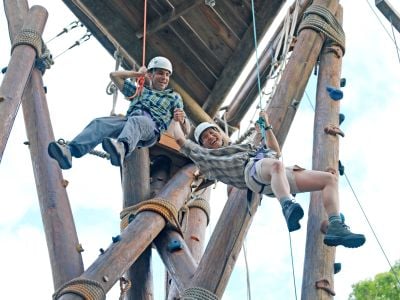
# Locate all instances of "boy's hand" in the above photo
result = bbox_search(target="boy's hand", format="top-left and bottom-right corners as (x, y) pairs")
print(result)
(173, 108), (186, 124)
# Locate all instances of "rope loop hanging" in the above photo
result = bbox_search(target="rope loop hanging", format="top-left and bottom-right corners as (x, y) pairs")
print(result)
(297, 4), (345, 54)
(180, 287), (219, 300)
(120, 198), (182, 234)
(52, 278), (106, 300)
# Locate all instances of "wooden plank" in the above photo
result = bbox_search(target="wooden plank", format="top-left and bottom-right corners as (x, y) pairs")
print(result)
(202, 0), (285, 118)
(301, 6), (343, 299)
(136, 0), (203, 38)
(376, 0), (400, 33)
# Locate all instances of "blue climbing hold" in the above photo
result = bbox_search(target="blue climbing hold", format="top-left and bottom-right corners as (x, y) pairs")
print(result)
(334, 262), (342, 274)
(326, 86), (343, 101)
(112, 235), (121, 243)
(1, 67), (7, 74)
(339, 113), (345, 125)
(338, 160), (344, 176)
(167, 240), (183, 252)
(340, 78), (346, 87)
(340, 212), (345, 223)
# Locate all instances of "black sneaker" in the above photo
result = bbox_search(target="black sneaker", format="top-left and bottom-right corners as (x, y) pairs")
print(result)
(324, 221), (366, 248)
(282, 201), (304, 232)
(48, 141), (72, 169)
(102, 138), (125, 167)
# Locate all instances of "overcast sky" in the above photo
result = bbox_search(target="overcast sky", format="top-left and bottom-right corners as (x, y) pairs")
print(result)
(1, 0), (400, 299)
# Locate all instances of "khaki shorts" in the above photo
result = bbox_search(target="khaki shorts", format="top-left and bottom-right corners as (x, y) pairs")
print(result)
(244, 158), (304, 197)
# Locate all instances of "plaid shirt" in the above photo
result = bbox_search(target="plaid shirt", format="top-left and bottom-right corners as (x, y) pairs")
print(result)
(180, 140), (259, 189)
(122, 80), (183, 132)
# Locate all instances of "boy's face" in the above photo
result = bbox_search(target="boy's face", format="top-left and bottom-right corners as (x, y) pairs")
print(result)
(149, 68), (170, 91)
(200, 128), (224, 149)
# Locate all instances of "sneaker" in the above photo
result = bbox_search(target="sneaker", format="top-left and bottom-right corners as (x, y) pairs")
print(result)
(282, 201), (304, 232)
(48, 141), (72, 169)
(324, 221), (366, 248)
(102, 138), (125, 167)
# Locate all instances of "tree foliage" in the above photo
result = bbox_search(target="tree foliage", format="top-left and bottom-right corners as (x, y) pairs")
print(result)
(349, 261), (400, 300)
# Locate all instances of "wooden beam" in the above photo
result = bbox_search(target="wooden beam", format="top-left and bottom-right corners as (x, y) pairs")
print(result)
(0, 5), (47, 162)
(301, 6), (343, 299)
(376, 0), (400, 33)
(136, 0), (203, 38)
(3, 0), (84, 289)
(122, 149), (153, 300)
(57, 164), (196, 300)
(201, 0), (285, 118)
(267, 0), (340, 149)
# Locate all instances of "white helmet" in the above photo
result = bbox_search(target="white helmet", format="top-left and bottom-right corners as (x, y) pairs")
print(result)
(147, 56), (173, 74)
(194, 122), (218, 144)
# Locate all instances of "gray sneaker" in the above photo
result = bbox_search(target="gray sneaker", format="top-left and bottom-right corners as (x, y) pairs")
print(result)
(102, 138), (125, 167)
(48, 141), (72, 169)
(282, 201), (304, 232)
(324, 221), (366, 248)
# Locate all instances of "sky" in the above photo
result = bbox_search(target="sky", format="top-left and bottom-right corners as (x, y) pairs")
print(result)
(1, 0), (400, 299)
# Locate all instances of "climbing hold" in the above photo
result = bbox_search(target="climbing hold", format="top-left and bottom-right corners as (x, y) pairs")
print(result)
(338, 160), (344, 176)
(112, 235), (121, 243)
(99, 248), (105, 255)
(128, 214), (135, 224)
(326, 86), (343, 101)
(333, 262), (342, 274)
(339, 113), (345, 125)
(167, 239), (183, 252)
(1, 67), (7, 74)
(76, 243), (84, 253)
(44, 86), (47, 94)
(340, 212), (345, 223)
(340, 78), (346, 87)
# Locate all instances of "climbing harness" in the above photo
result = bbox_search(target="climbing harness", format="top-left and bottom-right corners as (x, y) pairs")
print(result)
(52, 278), (106, 300)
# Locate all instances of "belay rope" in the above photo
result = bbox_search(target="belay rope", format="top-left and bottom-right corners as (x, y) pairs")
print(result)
(128, 0), (148, 99)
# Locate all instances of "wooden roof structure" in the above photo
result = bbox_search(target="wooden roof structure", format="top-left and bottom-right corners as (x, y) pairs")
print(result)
(61, 0), (286, 126)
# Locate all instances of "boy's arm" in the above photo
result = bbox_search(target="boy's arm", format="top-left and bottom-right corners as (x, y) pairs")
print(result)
(109, 66), (147, 91)
(170, 120), (186, 147)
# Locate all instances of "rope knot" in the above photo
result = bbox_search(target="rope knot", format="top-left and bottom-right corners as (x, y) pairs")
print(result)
(180, 287), (219, 300)
(52, 278), (106, 300)
(128, 74), (146, 99)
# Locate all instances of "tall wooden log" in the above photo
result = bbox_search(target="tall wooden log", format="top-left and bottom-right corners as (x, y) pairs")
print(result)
(301, 6), (343, 300)
(266, 0), (340, 148)
(122, 149), (153, 300)
(0, 5), (47, 162)
(4, 0), (84, 289)
(167, 187), (211, 300)
(376, 0), (400, 33)
(187, 188), (260, 298)
(57, 164), (196, 300)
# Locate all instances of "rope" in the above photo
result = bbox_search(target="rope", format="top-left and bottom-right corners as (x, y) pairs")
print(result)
(243, 242), (252, 300)
(128, 0), (148, 99)
(107, 48), (123, 116)
(184, 196), (211, 225)
(288, 232), (298, 300)
(120, 198), (182, 234)
(52, 278), (106, 300)
(57, 139), (110, 160)
(12, 28), (43, 57)
(297, 4), (346, 54)
(180, 287), (219, 300)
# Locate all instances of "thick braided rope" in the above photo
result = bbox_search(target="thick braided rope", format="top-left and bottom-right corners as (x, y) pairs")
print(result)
(11, 28), (43, 57)
(297, 4), (345, 54)
(180, 287), (219, 300)
(52, 278), (106, 300)
(120, 198), (182, 233)
(187, 197), (211, 225)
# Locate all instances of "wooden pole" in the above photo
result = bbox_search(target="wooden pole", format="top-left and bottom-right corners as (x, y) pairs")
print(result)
(376, 0), (400, 33)
(301, 5), (343, 299)
(122, 149), (153, 300)
(0, 5), (47, 162)
(167, 187), (211, 300)
(58, 164), (196, 300)
(4, 0), (84, 289)
(187, 188), (260, 298)
(266, 0), (340, 148)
